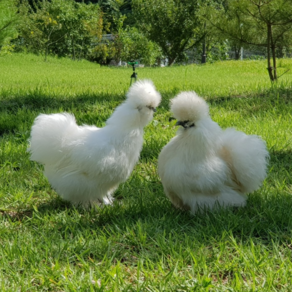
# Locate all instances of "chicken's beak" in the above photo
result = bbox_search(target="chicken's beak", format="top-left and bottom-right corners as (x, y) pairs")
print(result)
(175, 121), (186, 127)
(147, 106), (156, 112)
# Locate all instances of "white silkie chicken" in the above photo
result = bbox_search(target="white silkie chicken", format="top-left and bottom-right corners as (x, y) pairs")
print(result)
(158, 92), (269, 213)
(28, 80), (161, 206)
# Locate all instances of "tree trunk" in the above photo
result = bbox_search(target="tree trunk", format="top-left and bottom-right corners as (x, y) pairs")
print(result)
(167, 37), (191, 66)
(271, 45), (277, 80)
(72, 37), (76, 61)
(78, 40), (84, 61)
(168, 56), (176, 66)
(267, 23), (274, 82)
(201, 39), (206, 63)
(45, 44), (49, 62)
(201, 22), (207, 63)
(234, 46), (241, 60)
(271, 29), (277, 81)
(156, 57), (161, 66)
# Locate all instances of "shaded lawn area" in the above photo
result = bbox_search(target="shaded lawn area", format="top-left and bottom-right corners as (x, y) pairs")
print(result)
(0, 53), (292, 291)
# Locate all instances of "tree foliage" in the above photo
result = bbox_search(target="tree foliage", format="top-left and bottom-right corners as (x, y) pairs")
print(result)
(18, 0), (103, 60)
(132, 0), (206, 66)
(0, 0), (18, 47)
(117, 26), (162, 65)
(206, 0), (292, 81)
(98, 0), (134, 31)
(90, 25), (162, 66)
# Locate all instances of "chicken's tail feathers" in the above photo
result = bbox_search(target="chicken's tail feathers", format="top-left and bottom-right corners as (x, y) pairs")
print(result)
(220, 128), (269, 193)
(28, 113), (78, 165)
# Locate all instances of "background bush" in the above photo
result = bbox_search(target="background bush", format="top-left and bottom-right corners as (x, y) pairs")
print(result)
(18, 0), (103, 60)
(0, 0), (18, 47)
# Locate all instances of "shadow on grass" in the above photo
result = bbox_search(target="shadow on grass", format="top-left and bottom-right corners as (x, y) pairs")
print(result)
(1, 84), (292, 111)
(0, 90), (125, 112)
(1, 87), (292, 260)
(208, 85), (292, 103)
(270, 149), (292, 167)
(206, 86), (292, 119)
(2, 168), (291, 243)
(0, 91), (126, 135)
(1, 173), (291, 269)
(1, 85), (292, 135)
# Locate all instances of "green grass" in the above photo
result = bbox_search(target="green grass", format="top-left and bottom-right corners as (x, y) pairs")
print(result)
(1, 53), (292, 291)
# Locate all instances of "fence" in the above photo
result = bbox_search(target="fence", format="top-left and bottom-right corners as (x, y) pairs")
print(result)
(184, 46), (292, 65)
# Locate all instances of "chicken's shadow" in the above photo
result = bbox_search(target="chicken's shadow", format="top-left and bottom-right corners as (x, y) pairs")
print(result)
(2, 173), (291, 267)
(22, 149), (291, 249)
(2, 87), (292, 264)
(44, 190), (292, 248)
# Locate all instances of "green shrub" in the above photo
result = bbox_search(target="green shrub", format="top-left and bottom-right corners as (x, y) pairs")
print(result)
(0, 0), (18, 48)
(90, 26), (163, 66)
(118, 26), (162, 66)
(18, 0), (103, 60)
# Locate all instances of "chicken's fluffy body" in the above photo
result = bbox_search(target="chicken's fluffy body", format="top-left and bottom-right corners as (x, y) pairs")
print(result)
(28, 80), (161, 206)
(158, 92), (269, 213)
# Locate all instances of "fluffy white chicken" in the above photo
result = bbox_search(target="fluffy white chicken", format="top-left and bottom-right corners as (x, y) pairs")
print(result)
(158, 91), (269, 213)
(28, 80), (161, 206)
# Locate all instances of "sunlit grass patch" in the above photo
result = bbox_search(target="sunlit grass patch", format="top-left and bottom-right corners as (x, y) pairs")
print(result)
(0, 53), (292, 291)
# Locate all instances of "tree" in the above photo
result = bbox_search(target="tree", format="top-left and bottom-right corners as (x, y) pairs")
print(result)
(132, 0), (206, 66)
(0, 0), (18, 47)
(97, 0), (134, 31)
(28, 0), (135, 29)
(117, 26), (162, 65)
(206, 0), (292, 81)
(18, 0), (103, 60)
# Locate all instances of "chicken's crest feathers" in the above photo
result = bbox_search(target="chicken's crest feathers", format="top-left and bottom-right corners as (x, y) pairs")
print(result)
(126, 79), (161, 109)
(170, 91), (209, 123)
(107, 79), (161, 128)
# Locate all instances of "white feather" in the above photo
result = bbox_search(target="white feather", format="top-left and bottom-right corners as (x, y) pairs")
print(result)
(28, 80), (161, 206)
(158, 91), (269, 214)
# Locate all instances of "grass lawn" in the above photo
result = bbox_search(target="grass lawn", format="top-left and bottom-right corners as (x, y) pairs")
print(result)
(0, 53), (292, 291)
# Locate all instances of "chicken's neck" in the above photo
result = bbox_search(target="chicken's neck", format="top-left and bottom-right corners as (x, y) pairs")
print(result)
(176, 122), (221, 160)
(106, 103), (148, 131)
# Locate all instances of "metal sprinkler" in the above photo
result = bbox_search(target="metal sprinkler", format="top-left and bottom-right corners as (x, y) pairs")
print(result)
(128, 61), (138, 86)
